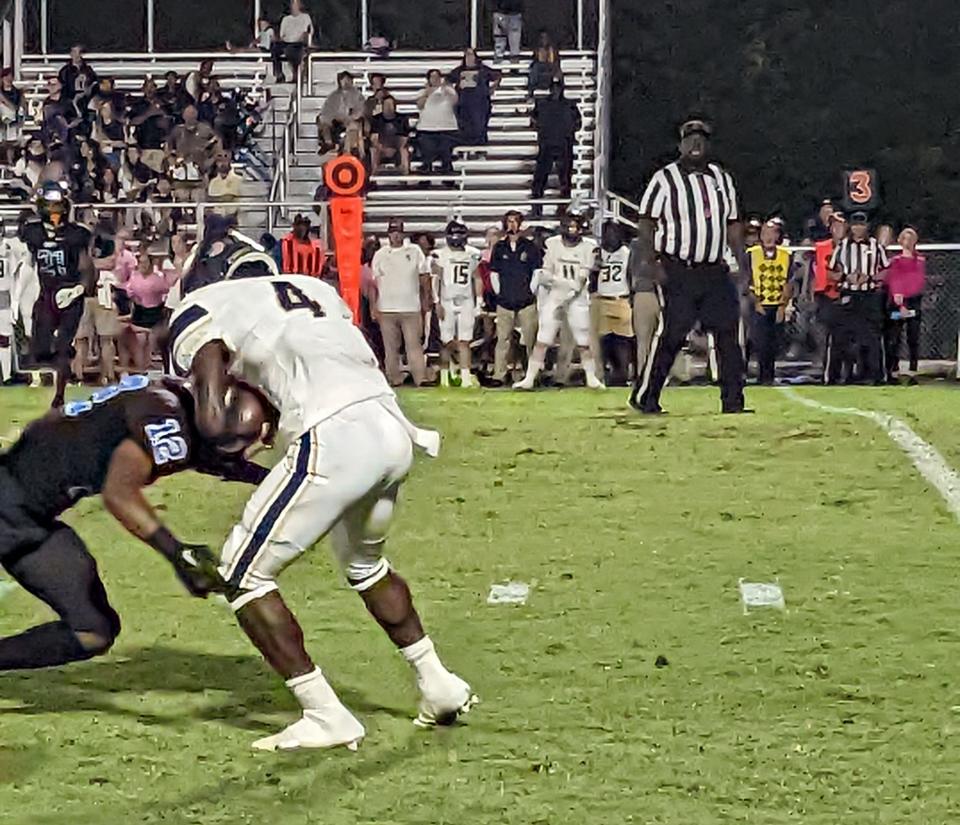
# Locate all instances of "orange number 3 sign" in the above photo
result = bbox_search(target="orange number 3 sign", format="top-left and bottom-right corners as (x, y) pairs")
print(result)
(848, 170), (873, 204)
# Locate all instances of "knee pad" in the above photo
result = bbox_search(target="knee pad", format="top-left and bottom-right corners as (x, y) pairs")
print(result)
(347, 553), (391, 592)
(226, 581), (280, 612)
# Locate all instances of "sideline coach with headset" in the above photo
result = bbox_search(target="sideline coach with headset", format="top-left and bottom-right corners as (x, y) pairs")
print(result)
(628, 119), (747, 414)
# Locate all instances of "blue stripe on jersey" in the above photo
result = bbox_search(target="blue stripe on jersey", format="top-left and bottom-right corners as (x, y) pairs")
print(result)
(167, 304), (209, 376)
(227, 432), (313, 589)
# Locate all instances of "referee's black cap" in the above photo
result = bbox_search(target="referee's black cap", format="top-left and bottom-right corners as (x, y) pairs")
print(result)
(679, 118), (713, 139)
(849, 211), (869, 225)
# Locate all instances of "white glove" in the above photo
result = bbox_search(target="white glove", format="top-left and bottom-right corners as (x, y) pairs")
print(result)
(55, 284), (85, 309)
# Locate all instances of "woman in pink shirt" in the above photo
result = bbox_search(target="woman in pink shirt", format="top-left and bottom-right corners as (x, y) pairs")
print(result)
(884, 226), (925, 382)
(122, 245), (181, 371)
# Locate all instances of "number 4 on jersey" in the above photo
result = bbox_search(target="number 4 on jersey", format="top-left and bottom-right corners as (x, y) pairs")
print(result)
(272, 281), (326, 317)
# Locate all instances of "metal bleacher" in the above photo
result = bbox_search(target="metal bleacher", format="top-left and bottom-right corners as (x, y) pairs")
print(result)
(292, 50), (598, 239)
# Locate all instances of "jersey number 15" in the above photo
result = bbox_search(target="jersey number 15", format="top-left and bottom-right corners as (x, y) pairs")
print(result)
(272, 281), (326, 317)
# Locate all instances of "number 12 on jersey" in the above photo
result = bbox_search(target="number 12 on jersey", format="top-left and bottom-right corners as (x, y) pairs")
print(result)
(272, 281), (326, 317)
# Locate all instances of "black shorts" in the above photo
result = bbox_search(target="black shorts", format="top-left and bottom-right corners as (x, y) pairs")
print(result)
(131, 304), (165, 330)
(0, 468), (119, 637)
(31, 292), (84, 364)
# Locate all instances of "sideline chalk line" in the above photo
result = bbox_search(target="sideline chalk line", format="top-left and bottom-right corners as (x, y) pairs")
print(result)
(779, 387), (960, 522)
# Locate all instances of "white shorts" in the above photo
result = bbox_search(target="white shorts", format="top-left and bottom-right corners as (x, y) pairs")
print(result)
(219, 397), (416, 607)
(536, 293), (591, 348)
(439, 299), (475, 344)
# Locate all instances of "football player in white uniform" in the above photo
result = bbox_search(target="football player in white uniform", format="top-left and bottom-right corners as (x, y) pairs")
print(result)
(168, 274), (475, 752)
(591, 221), (634, 386)
(432, 220), (482, 388)
(514, 213), (605, 390)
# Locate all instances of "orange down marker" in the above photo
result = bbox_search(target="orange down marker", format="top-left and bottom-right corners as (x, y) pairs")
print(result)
(324, 155), (367, 323)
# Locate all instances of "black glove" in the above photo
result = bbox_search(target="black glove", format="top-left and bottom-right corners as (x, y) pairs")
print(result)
(171, 543), (226, 598)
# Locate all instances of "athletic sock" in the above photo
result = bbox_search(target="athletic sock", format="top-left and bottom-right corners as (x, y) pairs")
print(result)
(523, 357), (544, 383)
(400, 635), (451, 688)
(286, 667), (341, 711)
(0, 621), (92, 670)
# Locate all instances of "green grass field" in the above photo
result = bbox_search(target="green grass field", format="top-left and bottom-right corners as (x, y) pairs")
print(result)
(1, 383), (960, 824)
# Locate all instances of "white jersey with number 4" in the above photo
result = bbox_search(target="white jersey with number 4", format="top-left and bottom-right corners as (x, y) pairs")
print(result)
(541, 236), (598, 306)
(434, 246), (482, 304)
(169, 275), (393, 442)
(597, 246), (631, 298)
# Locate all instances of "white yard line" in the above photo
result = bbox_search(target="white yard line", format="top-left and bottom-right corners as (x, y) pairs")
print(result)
(780, 387), (960, 521)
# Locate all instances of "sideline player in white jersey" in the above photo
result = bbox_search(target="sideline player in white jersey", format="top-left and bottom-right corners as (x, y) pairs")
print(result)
(168, 274), (475, 752)
(514, 213), (605, 390)
(432, 220), (482, 388)
(591, 221), (634, 386)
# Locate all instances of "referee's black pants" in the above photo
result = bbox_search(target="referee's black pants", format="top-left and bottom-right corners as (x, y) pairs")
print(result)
(630, 259), (745, 413)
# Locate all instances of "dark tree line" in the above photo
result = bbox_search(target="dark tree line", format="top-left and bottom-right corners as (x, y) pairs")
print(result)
(610, 0), (960, 238)
(27, 0), (960, 237)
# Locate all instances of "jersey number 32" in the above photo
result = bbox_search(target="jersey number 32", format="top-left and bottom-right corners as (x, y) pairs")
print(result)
(272, 281), (326, 317)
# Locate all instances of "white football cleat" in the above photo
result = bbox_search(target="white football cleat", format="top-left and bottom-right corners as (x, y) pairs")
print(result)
(512, 376), (535, 390)
(585, 372), (606, 390)
(414, 672), (478, 728)
(460, 371), (475, 388)
(251, 706), (365, 752)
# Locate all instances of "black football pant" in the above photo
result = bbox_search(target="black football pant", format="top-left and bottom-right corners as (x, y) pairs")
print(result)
(0, 525), (121, 669)
(817, 294), (843, 384)
(630, 260), (745, 412)
(834, 292), (884, 383)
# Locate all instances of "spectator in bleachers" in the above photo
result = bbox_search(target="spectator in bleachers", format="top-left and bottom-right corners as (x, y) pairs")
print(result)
(530, 78), (580, 215)
(198, 78), (241, 152)
(58, 45), (97, 102)
(127, 79), (169, 173)
(490, 210), (540, 385)
(41, 77), (81, 146)
(95, 166), (121, 204)
(159, 71), (191, 121)
(448, 48), (501, 147)
(527, 31), (563, 98)
(141, 174), (181, 239)
(14, 136), (47, 191)
(492, 0), (524, 62)
(372, 218), (430, 386)
(228, 17), (276, 54)
(317, 71), (365, 152)
(185, 59), (215, 103)
(87, 77), (126, 122)
(70, 137), (103, 200)
(91, 101), (125, 170)
(118, 145), (156, 202)
(416, 70), (458, 182)
(167, 104), (220, 201)
(0, 69), (24, 166)
(281, 214), (326, 277)
(207, 153), (243, 216)
(363, 73), (391, 121)
(370, 96), (411, 177)
(272, 0), (315, 84)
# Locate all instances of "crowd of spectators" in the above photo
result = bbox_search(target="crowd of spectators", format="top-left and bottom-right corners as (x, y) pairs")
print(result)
(0, 45), (258, 229)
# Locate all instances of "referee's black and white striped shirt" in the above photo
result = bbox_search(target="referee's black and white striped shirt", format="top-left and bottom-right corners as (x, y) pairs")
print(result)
(638, 161), (740, 265)
(828, 238), (890, 292)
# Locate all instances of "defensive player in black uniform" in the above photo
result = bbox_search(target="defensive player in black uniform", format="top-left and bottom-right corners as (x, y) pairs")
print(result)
(0, 374), (275, 670)
(19, 181), (95, 409)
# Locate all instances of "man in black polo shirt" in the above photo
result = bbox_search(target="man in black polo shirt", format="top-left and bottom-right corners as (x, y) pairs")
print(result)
(628, 119), (747, 414)
(490, 210), (541, 386)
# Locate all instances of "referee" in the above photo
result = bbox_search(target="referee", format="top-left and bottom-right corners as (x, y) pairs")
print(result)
(827, 211), (889, 383)
(628, 118), (747, 414)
